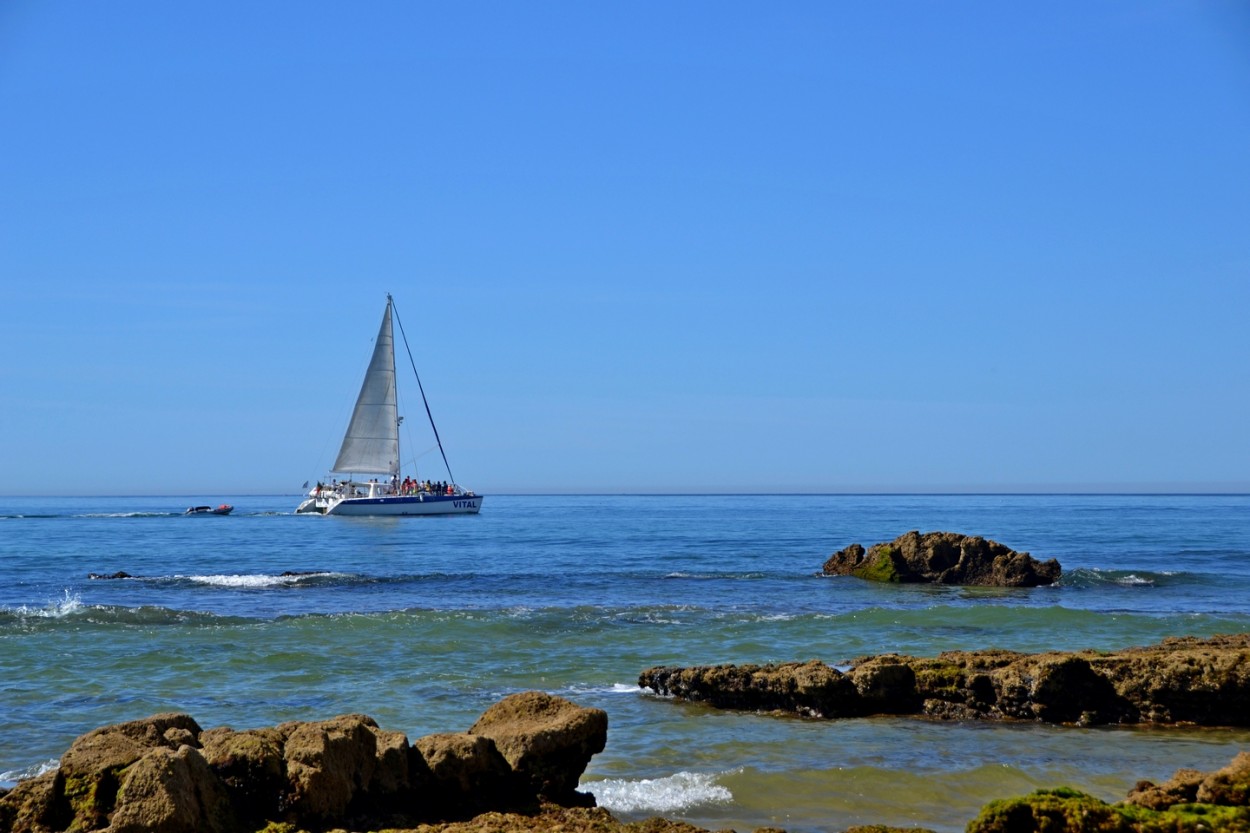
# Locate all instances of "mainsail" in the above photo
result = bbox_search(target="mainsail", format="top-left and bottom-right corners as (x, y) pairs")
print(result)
(332, 299), (399, 476)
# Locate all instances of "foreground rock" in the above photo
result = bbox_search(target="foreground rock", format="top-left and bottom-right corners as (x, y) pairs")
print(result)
(0, 692), (607, 833)
(640, 634), (1250, 726)
(968, 751), (1250, 832)
(822, 530), (1061, 586)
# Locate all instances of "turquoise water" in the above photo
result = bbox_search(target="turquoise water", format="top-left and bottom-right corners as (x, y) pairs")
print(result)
(3, 494), (1249, 832)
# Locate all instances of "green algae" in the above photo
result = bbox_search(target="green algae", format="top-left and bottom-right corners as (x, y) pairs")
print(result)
(61, 767), (126, 832)
(968, 788), (1250, 833)
(912, 661), (965, 698)
(852, 546), (903, 583)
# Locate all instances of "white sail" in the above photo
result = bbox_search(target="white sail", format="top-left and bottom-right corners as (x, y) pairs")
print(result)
(331, 300), (399, 476)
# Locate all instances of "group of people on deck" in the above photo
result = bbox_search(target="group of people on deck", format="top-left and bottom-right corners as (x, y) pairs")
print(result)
(394, 476), (454, 496)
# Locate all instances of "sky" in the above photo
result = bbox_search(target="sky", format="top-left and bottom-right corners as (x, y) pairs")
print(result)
(1, 2), (1248, 496)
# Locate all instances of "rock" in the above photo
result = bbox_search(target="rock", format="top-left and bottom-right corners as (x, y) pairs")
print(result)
(850, 656), (919, 714)
(969, 750), (1250, 832)
(641, 660), (860, 718)
(0, 772), (60, 833)
(992, 655), (1126, 725)
(822, 531), (1061, 587)
(413, 732), (521, 819)
(967, 787), (1127, 833)
(198, 727), (286, 825)
(0, 695), (613, 833)
(87, 571), (133, 580)
(641, 634), (1250, 727)
(468, 691), (607, 806)
(55, 712), (204, 831)
(1196, 750), (1250, 805)
(278, 712), (415, 826)
(105, 745), (234, 833)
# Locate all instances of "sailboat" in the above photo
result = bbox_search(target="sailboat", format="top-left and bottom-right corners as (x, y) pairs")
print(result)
(295, 295), (483, 516)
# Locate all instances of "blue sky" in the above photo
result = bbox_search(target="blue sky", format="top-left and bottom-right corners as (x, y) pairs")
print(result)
(2, 2), (1248, 496)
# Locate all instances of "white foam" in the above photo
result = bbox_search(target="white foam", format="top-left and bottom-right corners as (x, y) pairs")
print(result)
(564, 682), (641, 696)
(1, 759), (59, 785)
(12, 590), (83, 618)
(1116, 574), (1155, 586)
(587, 771), (733, 814)
(182, 573), (333, 588)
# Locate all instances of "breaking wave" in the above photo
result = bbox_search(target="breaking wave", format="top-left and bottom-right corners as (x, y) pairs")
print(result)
(181, 571), (346, 589)
(587, 771), (733, 814)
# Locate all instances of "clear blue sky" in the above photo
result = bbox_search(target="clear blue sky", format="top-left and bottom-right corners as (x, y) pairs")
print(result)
(2, 2), (1248, 496)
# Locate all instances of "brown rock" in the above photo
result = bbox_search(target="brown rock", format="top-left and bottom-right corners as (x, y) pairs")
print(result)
(413, 732), (521, 819)
(56, 713), (203, 831)
(0, 697), (618, 832)
(641, 660), (860, 718)
(643, 634), (1250, 727)
(1123, 768), (1204, 810)
(198, 726), (286, 825)
(1196, 750), (1250, 805)
(469, 691), (607, 806)
(279, 713), (385, 825)
(106, 745), (234, 833)
(823, 531), (1061, 587)
(0, 771), (61, 833)
(849, 657), (919, 714)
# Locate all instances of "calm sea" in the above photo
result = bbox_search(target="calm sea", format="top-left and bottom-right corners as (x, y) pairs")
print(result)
(3, 494), (1249, 832)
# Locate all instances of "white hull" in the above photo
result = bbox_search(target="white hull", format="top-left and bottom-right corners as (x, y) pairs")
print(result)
(296, 492), (483, 516)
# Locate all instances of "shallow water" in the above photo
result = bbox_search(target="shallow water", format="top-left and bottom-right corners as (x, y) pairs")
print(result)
(2, 493), (1249, 831)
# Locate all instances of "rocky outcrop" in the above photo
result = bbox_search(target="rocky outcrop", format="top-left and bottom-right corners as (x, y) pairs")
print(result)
(0, 692), (608, 833)
(822, 530), (1061, 586)
(469, 690), (608, 806)
(968, 751), (1250, 832)
(640, 634), (1250, 726)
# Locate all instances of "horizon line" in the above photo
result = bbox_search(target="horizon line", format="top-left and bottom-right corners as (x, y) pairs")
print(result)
(6, 490), (1250, 499)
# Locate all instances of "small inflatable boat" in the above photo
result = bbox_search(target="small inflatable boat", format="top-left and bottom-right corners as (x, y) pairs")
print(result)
(185, 504), (233, 515)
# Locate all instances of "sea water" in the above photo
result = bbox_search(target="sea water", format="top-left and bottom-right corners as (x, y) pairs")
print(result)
(2, 494), (1249, 832)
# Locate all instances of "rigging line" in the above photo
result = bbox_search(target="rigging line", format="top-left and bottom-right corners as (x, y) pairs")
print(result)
(389, 294), (456, 486)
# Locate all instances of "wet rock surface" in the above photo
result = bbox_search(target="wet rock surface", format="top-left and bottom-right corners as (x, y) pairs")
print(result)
(822, 530), (1061, 586)
(640, 634), (1250, 726)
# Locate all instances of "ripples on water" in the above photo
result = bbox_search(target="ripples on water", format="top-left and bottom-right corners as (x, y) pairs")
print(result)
(2, 494), (1249, 832)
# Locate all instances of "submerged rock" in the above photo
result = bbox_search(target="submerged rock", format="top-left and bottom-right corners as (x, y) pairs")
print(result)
(0, 693), (608, 833)
(822, 530), (1061, 587)
(641, 634), (1250, 727)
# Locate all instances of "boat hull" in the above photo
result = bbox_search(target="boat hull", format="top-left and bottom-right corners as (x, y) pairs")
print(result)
(297, 493), (483, 516)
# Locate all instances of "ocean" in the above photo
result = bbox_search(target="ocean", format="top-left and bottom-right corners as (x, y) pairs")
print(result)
(2, 493), (1249, 832)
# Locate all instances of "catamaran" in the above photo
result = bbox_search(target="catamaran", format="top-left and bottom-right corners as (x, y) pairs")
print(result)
(296, 295), (483, 516)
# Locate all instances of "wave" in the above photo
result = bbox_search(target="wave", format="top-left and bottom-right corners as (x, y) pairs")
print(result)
(586, 771), (733, 814)
(179, 571), (348, 589)
(1060, 567), (1198, 589)
(81, 570), (369, 590)
(3, 590), (85, 619)
(562, 682), (643, 696)
(0, 597), (251, 629)
(0, 759), (59, 788)
(663, 572), (768, 580)
(78, 512), (181, 518)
